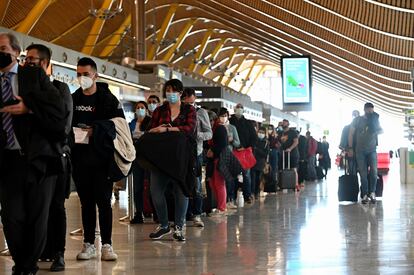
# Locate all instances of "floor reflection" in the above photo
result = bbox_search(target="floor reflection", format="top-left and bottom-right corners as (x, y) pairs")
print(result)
(1, 160), (414, 274)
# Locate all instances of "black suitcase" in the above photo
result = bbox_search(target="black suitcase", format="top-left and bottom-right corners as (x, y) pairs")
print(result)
(338, 160), (359, 202)
(263, 172), (277, 192)
(279, 151), (296, 189)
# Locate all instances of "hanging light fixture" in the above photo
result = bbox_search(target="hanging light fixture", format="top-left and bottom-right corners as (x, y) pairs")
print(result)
(89, 0), (123, 20)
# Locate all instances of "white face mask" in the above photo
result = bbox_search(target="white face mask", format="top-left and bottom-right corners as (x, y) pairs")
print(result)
(78, 76), (94, 90)
(235, 108), (244, 117)
(258, 133), (265, 139)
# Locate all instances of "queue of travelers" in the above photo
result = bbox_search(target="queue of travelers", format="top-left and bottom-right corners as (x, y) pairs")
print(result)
(0, 31), (351, 275)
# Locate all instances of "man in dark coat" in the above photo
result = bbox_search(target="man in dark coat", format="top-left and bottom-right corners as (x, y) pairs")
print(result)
(24, 43), (73, 272)
(229, 103), (257, 203)
(0, 32), (67, 275)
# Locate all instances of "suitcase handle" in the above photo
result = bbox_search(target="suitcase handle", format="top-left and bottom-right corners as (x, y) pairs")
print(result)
(283, 150), (291, 170)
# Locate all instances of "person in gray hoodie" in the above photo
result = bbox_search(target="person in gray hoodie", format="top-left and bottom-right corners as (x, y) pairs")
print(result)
(218, 107), (240, 208)
(182, 88), (212, 227)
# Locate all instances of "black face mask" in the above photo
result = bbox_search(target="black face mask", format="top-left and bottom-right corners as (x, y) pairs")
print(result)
(0, 52), (13, 69)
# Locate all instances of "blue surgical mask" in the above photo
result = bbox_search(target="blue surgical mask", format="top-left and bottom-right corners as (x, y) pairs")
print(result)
(166, 92), (179, 104)
(148, 103), (158, 112)
(136, 108), (146, 118)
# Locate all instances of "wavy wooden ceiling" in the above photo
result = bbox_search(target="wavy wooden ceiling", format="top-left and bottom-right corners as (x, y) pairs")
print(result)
(1, 0), (413, 115)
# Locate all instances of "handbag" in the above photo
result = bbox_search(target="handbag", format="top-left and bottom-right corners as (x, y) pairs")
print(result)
(233, 147), (257, 170)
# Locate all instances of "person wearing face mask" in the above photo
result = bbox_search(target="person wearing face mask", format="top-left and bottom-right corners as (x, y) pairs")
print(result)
(24, 44), (73, 272)
(182, 88), (212, 227)
(280, 119), (300, 191)
(71, 57), (125, 262)
(0, 33), (67, 275)
(129, 101), (151, 224)
(146, 79), (196, 241)
(218, 107), (240, 208)
(229, 103), (257, 204)
(251, 127), (270, 199)
(147, 94), (160, 116)
(268, 124), (280, 186)
(348, 103), (383, 204)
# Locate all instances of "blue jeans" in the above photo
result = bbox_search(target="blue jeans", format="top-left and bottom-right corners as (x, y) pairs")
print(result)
(187, 154), (203, 216)
(355, 150), (378, 196)
(243, 169), (252, 199)
(150, 170), (189, 228)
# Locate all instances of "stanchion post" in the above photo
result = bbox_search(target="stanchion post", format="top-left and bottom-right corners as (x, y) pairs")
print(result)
(119, 174), (135, 222)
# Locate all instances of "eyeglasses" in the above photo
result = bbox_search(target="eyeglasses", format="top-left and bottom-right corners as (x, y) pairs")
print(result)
(23, 56), (41, 63)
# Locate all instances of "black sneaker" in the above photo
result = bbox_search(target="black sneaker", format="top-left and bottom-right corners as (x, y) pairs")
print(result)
(130, 215), (144, 224)
(172, 226), (186, 242)
(369, 192), (376, 204)
(149, 226), (172, 240)
(245, 197), (253, 204)
(50, 252), (65, 272)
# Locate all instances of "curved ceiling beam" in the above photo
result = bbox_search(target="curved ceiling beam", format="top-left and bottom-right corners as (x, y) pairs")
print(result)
(49, 16), (90, 44)
(81, 0), (113, 55)
(239, 59), (258, 93)
(304, 0), (414, 40)
(188, 29), (213, 72)
(16, 0), (53, 34)
(178, 0), (410, 89)
(245, 65), (267, 95)
(147, 3), (179, 60)
(192, 1), (412, 84)
(364, 0), (414, 13)
(99, 13), (131, 58)
(242, 0), (413, 60)
(162, 18), (197, 62)
(196, 0), (412, 75)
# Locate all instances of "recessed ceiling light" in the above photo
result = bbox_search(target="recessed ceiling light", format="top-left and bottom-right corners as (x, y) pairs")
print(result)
(186, 6), (194, 11)
(231, 39), (238, 42)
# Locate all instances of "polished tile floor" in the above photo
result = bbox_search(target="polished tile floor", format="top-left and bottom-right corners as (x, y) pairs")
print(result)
(1, 160), (414, 274)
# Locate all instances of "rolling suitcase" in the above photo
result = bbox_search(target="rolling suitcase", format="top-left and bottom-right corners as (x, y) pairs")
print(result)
(338, 160), (359, 202)
(263, 171), (277, 192)
(279, 151), (296, 189)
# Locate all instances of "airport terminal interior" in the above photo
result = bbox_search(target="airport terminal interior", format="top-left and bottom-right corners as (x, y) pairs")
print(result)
(0, 0), (414, 274)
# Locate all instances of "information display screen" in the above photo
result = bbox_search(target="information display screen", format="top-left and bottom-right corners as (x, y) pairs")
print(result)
(281, 56), (312, 111)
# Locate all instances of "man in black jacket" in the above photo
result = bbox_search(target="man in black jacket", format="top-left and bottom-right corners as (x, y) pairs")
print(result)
(71, 57), (124, 262)
(24, 44), (73, 272)
(229, 103), (257, 204)
(0, 32), (66, 275)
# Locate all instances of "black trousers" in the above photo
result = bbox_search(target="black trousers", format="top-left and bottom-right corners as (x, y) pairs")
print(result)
(132, 160), (145, 217)
(41, 171), (68, 258)
(0, 150), (55, 272)
(72, 161), (114, 245)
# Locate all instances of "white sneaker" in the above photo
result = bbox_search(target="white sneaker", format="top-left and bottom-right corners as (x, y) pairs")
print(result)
(193, 215), (204, 227)
(226, 201), (238, 209)
(101, 244), (118, 261)
(76, 243), (96, 260)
